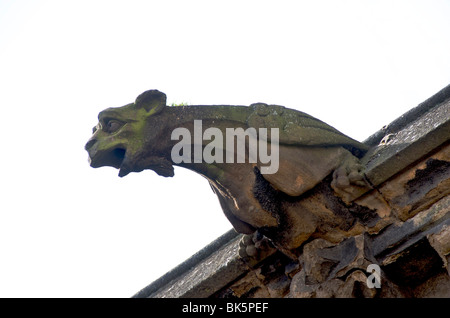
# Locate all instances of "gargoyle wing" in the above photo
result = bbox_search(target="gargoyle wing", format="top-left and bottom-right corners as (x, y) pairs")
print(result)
(247, 103), (368, 158)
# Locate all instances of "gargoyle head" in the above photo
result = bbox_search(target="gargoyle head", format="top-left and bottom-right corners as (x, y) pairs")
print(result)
(85, 89), (174, 177)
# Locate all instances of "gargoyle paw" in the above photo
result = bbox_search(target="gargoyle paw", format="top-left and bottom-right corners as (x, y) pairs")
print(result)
(331, 157), (371, 203)
(238, 231), (275, 264)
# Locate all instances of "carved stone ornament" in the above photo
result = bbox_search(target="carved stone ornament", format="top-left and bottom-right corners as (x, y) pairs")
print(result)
(87, 88), (450, 298)
(85, 89), (374, 250)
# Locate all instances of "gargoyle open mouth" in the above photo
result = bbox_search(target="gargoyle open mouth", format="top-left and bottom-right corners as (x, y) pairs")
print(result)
(108, 148), (127, 169)
(88, 147), (126, 170)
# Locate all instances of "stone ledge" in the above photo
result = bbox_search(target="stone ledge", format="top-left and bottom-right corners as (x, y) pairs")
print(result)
(133, 230), (243, 298)
(362, 96), (449, 187)
(363, 84), (450, 147)
(372, 195), (450, 263)
(150, 234), (246, 298)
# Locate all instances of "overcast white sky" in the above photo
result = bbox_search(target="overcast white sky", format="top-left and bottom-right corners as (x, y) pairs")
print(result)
(0, 0), (449, 297)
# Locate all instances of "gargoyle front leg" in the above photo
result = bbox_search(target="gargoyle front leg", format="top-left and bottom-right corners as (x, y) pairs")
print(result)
(331, 153), (371, 203)
(238, 231), (276, 266)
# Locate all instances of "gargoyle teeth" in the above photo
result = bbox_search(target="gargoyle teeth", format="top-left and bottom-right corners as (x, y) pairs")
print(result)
(117, 149), (131, 177)
(118, 166), (130, 178)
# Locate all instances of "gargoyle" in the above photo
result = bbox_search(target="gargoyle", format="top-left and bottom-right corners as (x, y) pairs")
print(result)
(85, 90), (370, 250)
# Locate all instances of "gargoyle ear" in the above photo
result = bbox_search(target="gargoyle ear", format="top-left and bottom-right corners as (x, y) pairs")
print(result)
(135, 89), (167, 114)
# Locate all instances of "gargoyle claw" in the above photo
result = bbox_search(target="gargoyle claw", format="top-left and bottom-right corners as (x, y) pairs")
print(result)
(238, 231), (276, 265)
(331, 157), (371, 203)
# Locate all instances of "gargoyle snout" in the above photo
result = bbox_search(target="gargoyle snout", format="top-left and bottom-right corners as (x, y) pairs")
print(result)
(85, 138), (97, 151)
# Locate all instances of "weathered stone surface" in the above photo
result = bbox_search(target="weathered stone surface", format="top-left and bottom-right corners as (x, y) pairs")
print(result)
(369, 195), (449, 291)
(353, 189), (396, 234)
(372, 195), (450, 263)
(428, 224), (450, 271)
(362, 97), (449, 187)
(238, 231), (277, 267)
(413, 272), (450, 297)
(120, 84), (450, 298)
(289, 235), (405, 298)
(144, 232), (248, 298)
(253, 175), (392, 252)
(364, 84), (450, 147)
(377, 143), (450, 221)
(266, 275), (291, 298)
(381, 238), (446, 289)
(85, 89), (371, 246)
(221, 271), (271, 298)
(213, 252), (294, 298)
(290, 269), (378, 298)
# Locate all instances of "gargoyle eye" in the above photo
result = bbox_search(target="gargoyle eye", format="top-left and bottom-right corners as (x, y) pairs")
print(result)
(103, 120), (123, 133)
(92, 123), (102, 134)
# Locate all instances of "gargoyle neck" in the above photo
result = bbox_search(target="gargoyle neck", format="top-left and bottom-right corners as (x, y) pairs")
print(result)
(165, 104), (251, 127)
(161, 105), (254, 178)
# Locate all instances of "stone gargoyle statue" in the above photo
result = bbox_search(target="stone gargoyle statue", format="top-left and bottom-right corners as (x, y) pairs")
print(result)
(85, 90), (372, 252)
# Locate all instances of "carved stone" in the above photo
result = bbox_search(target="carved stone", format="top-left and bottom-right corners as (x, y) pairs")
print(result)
(85, 85), (450, 298)
(85, 89), (372, 249)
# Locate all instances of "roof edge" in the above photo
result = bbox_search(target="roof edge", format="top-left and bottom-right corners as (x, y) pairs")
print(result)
(132, 229), (239, 298)
(364, 83), (450, 146)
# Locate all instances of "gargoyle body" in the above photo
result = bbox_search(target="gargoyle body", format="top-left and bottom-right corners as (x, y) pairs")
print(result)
(85, 90), (370, 250)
